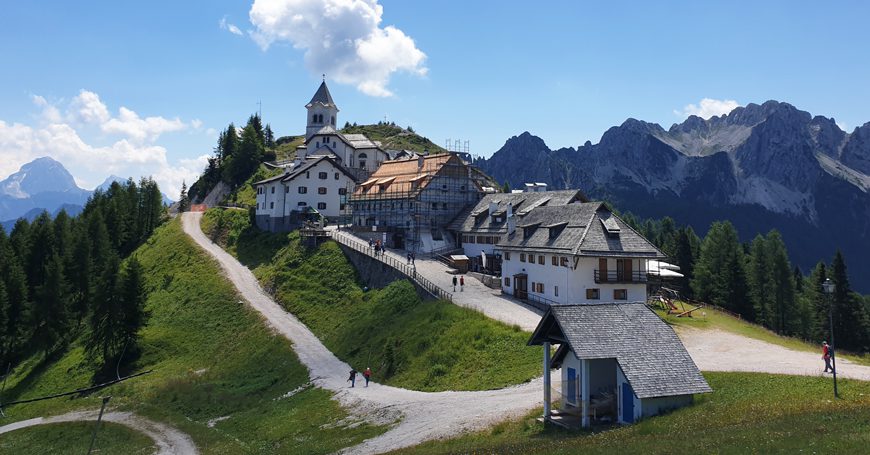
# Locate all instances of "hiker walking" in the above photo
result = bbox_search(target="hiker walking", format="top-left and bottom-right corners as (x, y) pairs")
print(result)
(823, 341), (834, 373)
(348, 369), (358, 387)
(363, 367), (372, 387)
(407, 252), (412, 264)
(460, 275), (465, 292)
(368, 238), (373, 252)
(411, 252), (415, 264)
(452, 275), (458, 291)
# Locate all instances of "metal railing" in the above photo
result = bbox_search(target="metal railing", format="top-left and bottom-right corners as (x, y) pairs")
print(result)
(593, 270), (648, 284)
(329, 230), (454, 302)
(525, 292), (563, 311)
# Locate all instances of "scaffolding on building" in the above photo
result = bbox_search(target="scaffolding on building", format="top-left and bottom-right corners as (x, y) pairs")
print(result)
(346, 154), (483, 254)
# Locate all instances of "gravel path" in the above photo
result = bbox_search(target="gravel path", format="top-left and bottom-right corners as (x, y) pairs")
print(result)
(678, 327), (870, 381)
(183, 213), (548, 454)
(0, 410), (197, 454)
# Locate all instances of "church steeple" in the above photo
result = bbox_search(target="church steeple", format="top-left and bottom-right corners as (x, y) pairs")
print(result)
(306, 79), (339, 141)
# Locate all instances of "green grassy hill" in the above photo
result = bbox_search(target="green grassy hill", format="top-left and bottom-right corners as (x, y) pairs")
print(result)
(0, 220), (384, 453)
(340, 123), (446, 154)
(1, 422), (155, 454)
(394, 372), (870, 454)
(201, 208), (542, 391)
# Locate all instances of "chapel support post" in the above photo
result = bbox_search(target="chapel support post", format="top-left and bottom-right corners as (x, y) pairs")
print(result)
(543, 341), (551, 420)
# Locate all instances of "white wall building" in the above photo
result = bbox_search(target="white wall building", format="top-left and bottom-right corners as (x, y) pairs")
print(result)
(496, 202), (664, 307)
(529, 303), (711, 428)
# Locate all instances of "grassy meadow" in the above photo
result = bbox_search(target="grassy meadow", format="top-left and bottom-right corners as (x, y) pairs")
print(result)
(0, 220), (385, 454)
(202, 208), (542, 392)
(393, 372), (870, 454)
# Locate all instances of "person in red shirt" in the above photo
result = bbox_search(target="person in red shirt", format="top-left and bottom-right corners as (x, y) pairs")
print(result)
(363, 367), (372, 387)
(822, 341), (833, 373)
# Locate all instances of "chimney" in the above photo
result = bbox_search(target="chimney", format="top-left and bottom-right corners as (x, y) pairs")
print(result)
(506, 202), (513, 218)
(507, 214), (516, 236)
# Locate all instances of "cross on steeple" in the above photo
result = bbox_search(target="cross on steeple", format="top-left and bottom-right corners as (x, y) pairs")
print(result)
(322, 73), (326, 82)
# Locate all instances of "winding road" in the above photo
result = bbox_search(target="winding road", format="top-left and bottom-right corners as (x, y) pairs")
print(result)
(182, 212), (549, 454)
(0, 410), (197, 455)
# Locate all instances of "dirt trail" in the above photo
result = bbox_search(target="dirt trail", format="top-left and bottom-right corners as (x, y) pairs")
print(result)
(182, 212), (548, 454)
(0, 410), (197, 454)
(678, 327), (870, 381)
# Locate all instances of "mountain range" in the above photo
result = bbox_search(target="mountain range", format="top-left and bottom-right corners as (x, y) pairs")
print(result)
(0, 157), (174, 231)
(475, 101), (870, 292)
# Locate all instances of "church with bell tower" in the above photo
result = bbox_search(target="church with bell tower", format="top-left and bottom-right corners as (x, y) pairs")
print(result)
(296, 78), (388, 174)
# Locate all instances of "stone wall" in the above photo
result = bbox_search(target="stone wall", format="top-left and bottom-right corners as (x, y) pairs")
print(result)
(338, 243), (433, 300)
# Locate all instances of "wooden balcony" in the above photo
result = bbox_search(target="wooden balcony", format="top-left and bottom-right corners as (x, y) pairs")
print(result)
(593, 270), (648, 284)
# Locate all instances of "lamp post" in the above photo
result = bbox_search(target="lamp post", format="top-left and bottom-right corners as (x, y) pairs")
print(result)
(822, 278), (838, 398)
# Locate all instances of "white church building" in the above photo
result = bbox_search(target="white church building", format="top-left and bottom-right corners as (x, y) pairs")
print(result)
(253, 81), (388, 231)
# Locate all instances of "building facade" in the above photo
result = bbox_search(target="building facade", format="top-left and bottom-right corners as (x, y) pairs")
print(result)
(496, 202), (665, 306)
(349, 153), (484, 251)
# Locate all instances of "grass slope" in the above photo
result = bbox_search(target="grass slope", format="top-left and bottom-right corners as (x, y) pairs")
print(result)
(0, 422), (155, 454)
(341, 123), (446, 154)
(658, 305), (870, 366)
(0, 220), (384, 454)
(224, 164), (283, 209)
(394, 372), (870, 454)
(202, 208), (541, 391)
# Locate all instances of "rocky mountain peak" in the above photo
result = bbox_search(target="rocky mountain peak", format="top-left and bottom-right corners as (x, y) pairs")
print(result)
(0, 156), (78, 198)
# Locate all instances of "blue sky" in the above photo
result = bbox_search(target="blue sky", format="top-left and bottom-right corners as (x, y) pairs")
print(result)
(1, 0), (869, 196)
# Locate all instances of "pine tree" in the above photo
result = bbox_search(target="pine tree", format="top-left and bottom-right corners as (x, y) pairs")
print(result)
(179, 181), (190, 212)
(830, 251), (870, 352)
(33, 252), (69, 355)
(747, 234), (773, 326)
(692, 221), (750, 317)
(766, 230), (796, 335)
(88, 254), (124, 365)
(807, 261), (829, 341)
(264, 124), (275, 148)
(120, 258), (147, 352)
(69, 226), (93, 324)
(673, 228), (698, 296)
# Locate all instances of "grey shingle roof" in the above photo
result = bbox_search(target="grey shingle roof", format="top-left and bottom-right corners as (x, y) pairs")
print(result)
(307, 81), (335, 107)
(451, 190), (584, 233)
(497, 203), (666, 258)
(253, 155), (359, 187)
(529, 302), (712, 399)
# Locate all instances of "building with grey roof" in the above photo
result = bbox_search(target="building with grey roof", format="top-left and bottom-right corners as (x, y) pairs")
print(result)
(528, 302), (711, 427)
(448, 189), (587, 273)
(497, 201), (666, 307)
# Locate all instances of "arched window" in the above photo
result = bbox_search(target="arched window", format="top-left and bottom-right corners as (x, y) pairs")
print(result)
(331, 116), (335, 125)
(358, 152), (368, 169)
(312, 114), (317, 123)
(318, 114), (324, 123)
(358, 153), (368, 159)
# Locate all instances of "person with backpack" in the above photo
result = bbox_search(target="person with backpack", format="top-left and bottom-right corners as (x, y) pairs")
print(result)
(363, 367), (372, 387)
(452, 275), (458, 291)
(348, 369), (357, 387)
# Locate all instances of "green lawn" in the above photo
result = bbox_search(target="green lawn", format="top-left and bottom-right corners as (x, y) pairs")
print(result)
(202, 207), (542, 392)
(657, 305), (870, 366)
(0, 219), (385, 454)
(0, 422), (155, 455)
(392, 372), (870, 454)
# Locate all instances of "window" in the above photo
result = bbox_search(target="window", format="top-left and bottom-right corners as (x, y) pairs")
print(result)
(306, 171), (310, 179)
(561, 257), (569, 267)
(534, 283), (544, 293)
(318, 187), (327, 195)
(538, 255), (544, 265)
(298, 186), (308, 194)
(504, 252), (511, 261)
(442, 203), (448, 210)
(319, 172), (328, 179)
(312, 114), (317, 122)
(504, 277), (510, 287)
(297, 201), (307, 206)
(285, 186), (289, 193)
(256, 203), (259, 210)
(317, 202), (327, 210)
(614, 289), (628, 300)
(331, 116), (335, 125)
(586, 288), (600, 300)
(338, 188), (347, 195)
(460, 185), (466, 191)
(555, 286), (559, 297)
(340, 203), (346, 210)
(334, 172), (339, 180)
(271, 186), (275, 194)
(269, 202), (274, 209)
(432, 202), (438, 210)
(520, 253), (526, 262)
(551, 256), (558, 266)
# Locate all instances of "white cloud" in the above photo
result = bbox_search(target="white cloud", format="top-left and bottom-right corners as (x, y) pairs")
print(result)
(102, 107), (186, 142)
(191, 119), (203, 129)
(676, 98), (741, 119)
(220, 16), (244, 36)
(1, 92), (207, 197)
(249, 0), (427, 97)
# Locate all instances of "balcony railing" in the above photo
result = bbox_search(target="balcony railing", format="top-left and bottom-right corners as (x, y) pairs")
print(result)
(593, 270), (648, 284)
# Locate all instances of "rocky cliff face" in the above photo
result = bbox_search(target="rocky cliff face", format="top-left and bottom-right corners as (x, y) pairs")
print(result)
(477, 101), (870, 291)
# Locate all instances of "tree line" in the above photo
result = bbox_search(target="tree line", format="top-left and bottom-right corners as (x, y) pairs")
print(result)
(0, 178), (163, 374)
(189, 114), (273, 202)
(624, 215), (870, 354)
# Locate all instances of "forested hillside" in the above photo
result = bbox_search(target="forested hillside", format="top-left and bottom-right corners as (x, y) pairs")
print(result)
(0, 179), (163, 372)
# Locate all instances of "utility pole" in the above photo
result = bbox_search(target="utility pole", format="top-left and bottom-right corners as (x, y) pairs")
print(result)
(87, 396), (112, 455)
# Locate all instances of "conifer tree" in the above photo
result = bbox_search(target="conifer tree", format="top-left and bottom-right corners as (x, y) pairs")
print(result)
(692, 221), (750, 317)
(120, 258), (147, 351)
(264, 124), (275, 148)
(766, 230), (796, 335)
(88, 254), (124, 365)
(179, 181), (190, 212)
(830, 251), (870, 352)
(747, 234), (773, 326)
(673, 228), (698, 296)
(33, 252), (69, 355)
